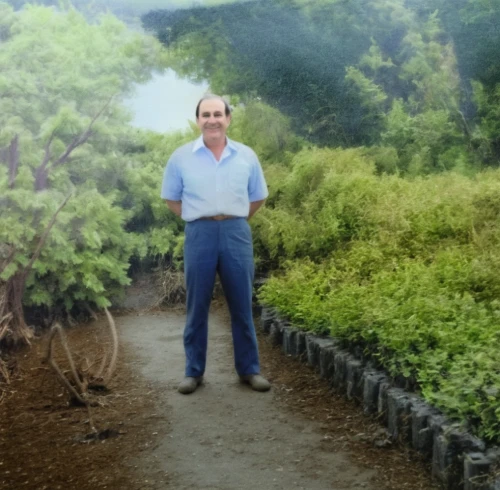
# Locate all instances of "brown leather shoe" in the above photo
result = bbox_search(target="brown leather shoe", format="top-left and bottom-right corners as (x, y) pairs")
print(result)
(178, 376), (203, 394)
(240, 374), (271, 392)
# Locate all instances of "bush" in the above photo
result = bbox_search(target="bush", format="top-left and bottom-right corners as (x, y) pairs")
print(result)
(257, 155), (500, 443)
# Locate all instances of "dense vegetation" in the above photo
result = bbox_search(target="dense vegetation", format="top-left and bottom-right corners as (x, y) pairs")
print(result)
(142, 0), (500, 167)
(140, 0), (500, 443)
(255, 150), (500, 442)
(0, 3), (185, 340)
(2, 0), (500, 445)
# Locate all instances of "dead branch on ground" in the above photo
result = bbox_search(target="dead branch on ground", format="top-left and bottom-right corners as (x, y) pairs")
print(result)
(148, 265), (186, 310)
(44, 308), (119, 432)
(93, 308), (118, 385)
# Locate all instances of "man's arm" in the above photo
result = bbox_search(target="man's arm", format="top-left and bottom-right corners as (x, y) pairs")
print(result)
(166, 200), (182, 217)
(247, 149), (268, 220)
(248, 199), (265, 220)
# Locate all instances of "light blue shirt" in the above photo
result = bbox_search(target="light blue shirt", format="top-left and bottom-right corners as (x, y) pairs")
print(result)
(161, 136), (268, 222)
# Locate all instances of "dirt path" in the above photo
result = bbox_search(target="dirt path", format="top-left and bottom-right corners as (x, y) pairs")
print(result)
(119, 309), (376, 490)
(0, 305), (438, 490)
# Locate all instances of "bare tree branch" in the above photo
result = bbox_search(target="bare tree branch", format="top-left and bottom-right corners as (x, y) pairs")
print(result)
(22, 192), (72, 279)
(34, 132), (56, 191)
(45, 325), (88, 405)
(0, 136), (20, 190)
(45, 324), (99, 432)
(43, 311), (119, 433)
(95, 309), (119, 383)
(0, 314), (12, 342)
(52, 96), (114, 169)
(95, 350), (108, 382)
(32, 97), (115, 192)
(103, 308), (118, 384)
(42, 132), (56, 168)
(7, 136), (19, 189)
(55, 323), (86, 394)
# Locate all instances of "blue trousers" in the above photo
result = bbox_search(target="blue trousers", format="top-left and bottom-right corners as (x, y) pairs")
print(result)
(183, 218), (260, 377)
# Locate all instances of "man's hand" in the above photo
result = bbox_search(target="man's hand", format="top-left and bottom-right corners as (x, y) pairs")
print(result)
(166, 200), (182, 217)
(248, 199), (265, 220)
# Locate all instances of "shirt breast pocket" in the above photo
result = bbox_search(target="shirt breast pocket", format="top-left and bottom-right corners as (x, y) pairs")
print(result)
(229, 164), (250, 196)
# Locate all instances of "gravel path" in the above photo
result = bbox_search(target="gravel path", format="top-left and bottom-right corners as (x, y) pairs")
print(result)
(119, 309), (378, 490)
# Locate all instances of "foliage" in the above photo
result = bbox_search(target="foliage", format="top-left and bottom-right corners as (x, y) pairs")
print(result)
(142, 1), (372, 146)
(228, 101), (303, 164)
(0, 3), (173, 330)
(124, 128), (197, 261)
(3, 0), (500, 447)
(257, 155), (500, 443)
(141, 0), (500, 171)
(471, 80), (500, 164)
(381, 100), (468, 174)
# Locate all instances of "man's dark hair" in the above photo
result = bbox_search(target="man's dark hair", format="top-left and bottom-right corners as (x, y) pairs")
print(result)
(195, 94), (231, 118)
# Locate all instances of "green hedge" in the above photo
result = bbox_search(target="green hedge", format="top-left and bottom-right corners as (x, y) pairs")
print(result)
(256, 148), (500, 443)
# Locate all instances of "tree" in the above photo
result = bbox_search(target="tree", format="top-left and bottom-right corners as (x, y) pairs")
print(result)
(142, 0), (500, 170)
(0, 3), (166, 343)
(142, 1), (372, 146)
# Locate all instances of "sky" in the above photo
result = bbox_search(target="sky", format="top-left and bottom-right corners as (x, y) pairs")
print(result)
(125, 69), (209, 133)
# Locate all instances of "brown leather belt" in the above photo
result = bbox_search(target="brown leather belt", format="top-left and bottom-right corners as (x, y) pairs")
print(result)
(198, 214), (239, 221)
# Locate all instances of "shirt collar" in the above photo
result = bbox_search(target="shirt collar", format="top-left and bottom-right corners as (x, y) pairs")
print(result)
(192, 135), (238, 154)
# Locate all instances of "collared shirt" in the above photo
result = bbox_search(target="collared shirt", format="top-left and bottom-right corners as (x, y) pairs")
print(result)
(161, 136), (269, 222)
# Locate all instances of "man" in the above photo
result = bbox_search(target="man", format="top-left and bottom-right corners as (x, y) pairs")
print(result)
(161, 94), (271, 395)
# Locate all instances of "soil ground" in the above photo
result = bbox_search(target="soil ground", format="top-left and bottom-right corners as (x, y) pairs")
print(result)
(0, 286), (440, 489)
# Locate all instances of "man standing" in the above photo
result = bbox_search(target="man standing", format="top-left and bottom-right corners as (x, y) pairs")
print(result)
(161, 94), (271, 395)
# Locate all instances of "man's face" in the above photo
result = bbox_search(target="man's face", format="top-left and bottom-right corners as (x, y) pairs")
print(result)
(196, 99), (231, 144)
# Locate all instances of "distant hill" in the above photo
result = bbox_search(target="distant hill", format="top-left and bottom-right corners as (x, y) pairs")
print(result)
(5, 0), (247, 20)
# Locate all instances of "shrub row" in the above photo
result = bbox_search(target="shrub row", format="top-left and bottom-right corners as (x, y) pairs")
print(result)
(255, 149), (500, 444)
